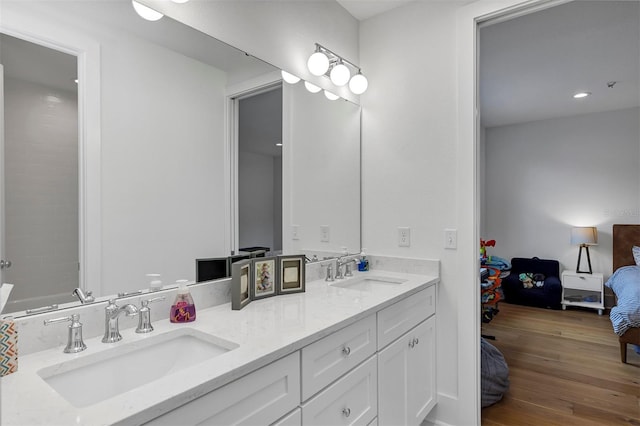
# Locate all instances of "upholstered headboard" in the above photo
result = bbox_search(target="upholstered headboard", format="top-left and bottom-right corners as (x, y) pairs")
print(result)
(612, 224), (640, 271)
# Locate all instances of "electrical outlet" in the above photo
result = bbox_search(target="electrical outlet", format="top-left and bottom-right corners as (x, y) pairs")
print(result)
(398, 227), (410, 247)
(444, 229), (457, 249)
(292, 225), (300, 240)
(320, 225), (330, 242)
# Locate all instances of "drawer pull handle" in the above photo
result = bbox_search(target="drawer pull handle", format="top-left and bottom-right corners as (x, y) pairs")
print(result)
(342, 346), (351, 356)
(409, 340), (415, 348)
(342, 408), (351, 417)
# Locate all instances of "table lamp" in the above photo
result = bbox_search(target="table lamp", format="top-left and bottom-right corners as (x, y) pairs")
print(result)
(570, 226), (598, 274)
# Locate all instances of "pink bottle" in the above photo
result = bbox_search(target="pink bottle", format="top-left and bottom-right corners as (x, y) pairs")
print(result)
(170, 280), (196, 323)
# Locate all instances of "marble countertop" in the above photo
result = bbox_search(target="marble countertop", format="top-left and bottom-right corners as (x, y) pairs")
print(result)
(0, 270), (438, 426)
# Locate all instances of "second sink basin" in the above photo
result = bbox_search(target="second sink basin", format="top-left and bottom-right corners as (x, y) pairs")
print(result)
(330, 275), (407, 291)
(37, 327), (238, 408)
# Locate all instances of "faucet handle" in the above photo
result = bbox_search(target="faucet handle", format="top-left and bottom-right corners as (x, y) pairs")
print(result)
(44, 314), (87, 353)
(136, 296), (166, 334)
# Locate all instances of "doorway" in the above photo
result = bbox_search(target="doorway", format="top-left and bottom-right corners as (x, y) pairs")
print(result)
(236, 85), (283, 255)
(0, 33), (79, 312)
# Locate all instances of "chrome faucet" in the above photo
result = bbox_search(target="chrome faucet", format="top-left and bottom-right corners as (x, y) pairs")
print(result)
(72, 287), (94, 304)
(325, 264), (335, 282)
(135, 296), (165, 334)
(102, 299), (139, 343)
(44, 314), (87, 353)
(335, 259), (346, 280)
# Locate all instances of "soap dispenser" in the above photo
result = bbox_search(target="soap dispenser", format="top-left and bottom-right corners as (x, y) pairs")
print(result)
(170, 280), (196, 323)
(358, 249), (369, 272)
(146, 273), (162, 292)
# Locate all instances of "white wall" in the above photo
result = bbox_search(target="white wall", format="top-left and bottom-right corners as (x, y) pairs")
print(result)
(359, 2), (469, 424)
(3, 77), (78, 307)
(483, 107), (640, 279)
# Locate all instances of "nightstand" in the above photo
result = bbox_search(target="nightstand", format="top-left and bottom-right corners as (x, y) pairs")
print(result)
(561, 270), (604, 315)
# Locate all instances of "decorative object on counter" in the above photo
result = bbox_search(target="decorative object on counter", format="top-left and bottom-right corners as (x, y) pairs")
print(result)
(358, 250), (369, 272)
(0, 317), (18, 376)
(277, 255), (306, 295)
(571, 226), (598, 274)
(251, 257), (277, 300)
(170, 280), (196, 323)
(231, 260), (252, 310)
(146, 273), (163, 292)
(136, 296), (166, 333)
(44, 314), (87, 354)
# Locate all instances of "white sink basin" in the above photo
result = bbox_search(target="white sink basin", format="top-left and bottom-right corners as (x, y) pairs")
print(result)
(37, 328), (238, 408)
(330, 275), (407, 291)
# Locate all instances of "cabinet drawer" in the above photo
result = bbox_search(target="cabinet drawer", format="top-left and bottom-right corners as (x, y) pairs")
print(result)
(302, 355), (377, 426)
(377, 286), (435, 350)
(146, 352), (300, 425)
(563, 273), (602, 291)
(302, 314), (376, 400)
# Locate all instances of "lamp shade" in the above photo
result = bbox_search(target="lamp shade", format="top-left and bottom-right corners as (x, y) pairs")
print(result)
(132, 0), (164, 21)
(570, 227), (598, 245)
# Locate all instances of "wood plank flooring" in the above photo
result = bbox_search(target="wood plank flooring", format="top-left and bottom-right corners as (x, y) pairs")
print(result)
(481, 303), (640, 426)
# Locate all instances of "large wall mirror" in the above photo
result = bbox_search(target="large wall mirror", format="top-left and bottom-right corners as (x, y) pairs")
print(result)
(0, 0), (361, 316)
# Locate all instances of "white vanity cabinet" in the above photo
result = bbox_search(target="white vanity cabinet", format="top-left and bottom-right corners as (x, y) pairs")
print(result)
(145, 352), (300, 425)
(378, 316), (436, 426)
(377, 286), (436, 426)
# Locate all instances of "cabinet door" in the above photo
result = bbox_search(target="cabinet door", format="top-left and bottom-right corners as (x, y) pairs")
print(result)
(145, 352), (300, 426)
(378, 317), (436, 426)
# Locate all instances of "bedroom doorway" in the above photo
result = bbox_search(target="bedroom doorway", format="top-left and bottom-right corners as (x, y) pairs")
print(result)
(471, 0), (640, 422)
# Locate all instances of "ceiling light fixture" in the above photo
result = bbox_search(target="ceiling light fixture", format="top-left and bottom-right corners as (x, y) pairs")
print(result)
(132, 0), (164, 21)
(573, 92), (591, 99)
(171, 0), (190, 3)
(281, 70), (301, 84)
(307, 43), (368, 95)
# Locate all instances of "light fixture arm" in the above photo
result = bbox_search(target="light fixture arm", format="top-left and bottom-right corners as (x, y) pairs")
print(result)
(314, 43), (360, 74)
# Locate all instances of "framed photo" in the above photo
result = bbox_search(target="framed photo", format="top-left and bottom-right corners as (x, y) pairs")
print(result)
(251, 257), (277, 300)
(277, 255), (306, 294)
(231, 260), (252, 310)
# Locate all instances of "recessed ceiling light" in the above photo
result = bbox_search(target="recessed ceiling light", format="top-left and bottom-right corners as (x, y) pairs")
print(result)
(573, 92), (591, 99)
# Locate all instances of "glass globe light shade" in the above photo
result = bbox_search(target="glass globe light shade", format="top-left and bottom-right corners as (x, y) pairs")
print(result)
(281, 70), (301, 84)
(324, 90), (339, 101)
(307, 52), (330, 76)
(132, 0), (164, 21)
(330, 63), (351, 86)
(304, 81), (322, 93)
(349, 73), (368, 95)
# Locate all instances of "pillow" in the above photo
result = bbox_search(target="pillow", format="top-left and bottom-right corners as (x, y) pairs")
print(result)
(633, 246), (640, 266)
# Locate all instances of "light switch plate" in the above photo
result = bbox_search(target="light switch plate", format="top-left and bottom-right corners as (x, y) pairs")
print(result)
(292, 225), (300, 240)
(444, 229), (457, 249)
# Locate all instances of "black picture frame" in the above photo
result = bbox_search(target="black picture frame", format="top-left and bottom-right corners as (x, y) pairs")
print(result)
(277, 255), (306, 294)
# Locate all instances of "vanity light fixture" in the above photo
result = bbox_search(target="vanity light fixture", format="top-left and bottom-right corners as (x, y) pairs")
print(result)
(304, 81), (322, 94)
(281, 70), (301, 84)
(132, 0), (164, 21)
(307, 43), (368, 95)
(324, 90), (340, 101)
(573, 91), (591, 99)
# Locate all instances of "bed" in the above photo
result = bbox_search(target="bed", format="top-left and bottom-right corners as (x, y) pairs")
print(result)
(607, 224), (640, 363)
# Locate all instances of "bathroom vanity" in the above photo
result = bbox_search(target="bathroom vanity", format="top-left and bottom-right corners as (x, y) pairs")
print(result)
(0, 271), (438, 426)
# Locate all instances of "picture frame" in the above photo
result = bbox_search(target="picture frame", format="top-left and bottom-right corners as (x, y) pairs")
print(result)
(231, 260), (252, 310)
(277, 255), (306, 294)
(251, 257), (277, 300)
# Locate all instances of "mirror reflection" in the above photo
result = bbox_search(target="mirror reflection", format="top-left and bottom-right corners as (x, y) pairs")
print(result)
(0, 0), (361, 317)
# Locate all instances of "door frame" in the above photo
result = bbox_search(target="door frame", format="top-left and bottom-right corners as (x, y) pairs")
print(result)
(456, 0), (572, 423)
